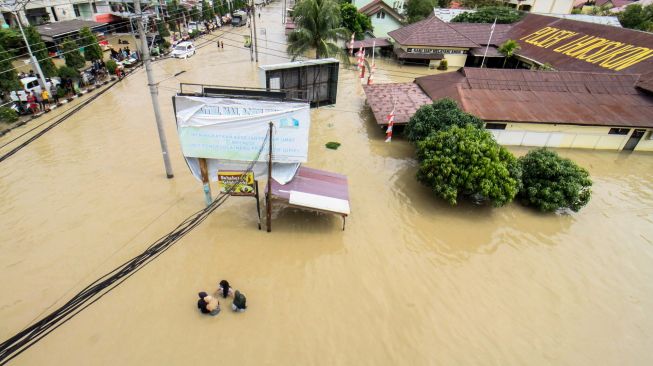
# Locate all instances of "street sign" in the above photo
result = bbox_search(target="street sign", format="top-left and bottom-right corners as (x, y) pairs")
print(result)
(218, 171), (256, 196)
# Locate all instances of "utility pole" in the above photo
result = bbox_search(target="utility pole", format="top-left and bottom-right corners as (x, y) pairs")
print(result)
(266, 121), (273, 232)
(12, 11), (49, 93)
(251, 0), (258, 62)
(134, 0), (174, 179)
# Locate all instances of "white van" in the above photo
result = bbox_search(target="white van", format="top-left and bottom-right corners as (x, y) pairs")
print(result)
(171, 41), (196, 59)
(10, 77), (61, 102)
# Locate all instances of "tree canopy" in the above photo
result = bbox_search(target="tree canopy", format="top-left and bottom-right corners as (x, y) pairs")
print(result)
(287, 0), (350, 60)
(157, 20), (171, 37)
(406, 0), (437, 24)
(0, 29), (24, 57)
(190, 6), (202, 21)
(405, 98), (484, 142)
(202, 0), (216, 22)
(518, 148), (592, 212)
(79, 27), (103, 61)
(25, 26), (57, 77)
(61, 38), (86, 70)
(416, 125), (520, 207)
(618, 4), (653, 32)
(0, 44), (21, 93)
(498, 39), (520, 67)
(340, 3), (372, 40)
(451, 6), (523, 24)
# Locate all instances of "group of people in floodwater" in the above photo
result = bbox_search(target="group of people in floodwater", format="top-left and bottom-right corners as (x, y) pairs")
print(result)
(197, 280), (247, 316)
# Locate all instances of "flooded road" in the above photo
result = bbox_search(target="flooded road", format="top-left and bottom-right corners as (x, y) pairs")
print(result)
(1, 3), (653, 365)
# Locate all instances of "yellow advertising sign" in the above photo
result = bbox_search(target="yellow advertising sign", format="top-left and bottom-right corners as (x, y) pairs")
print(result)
(217, 171), (256, 196)
(519, 26), (653, 71)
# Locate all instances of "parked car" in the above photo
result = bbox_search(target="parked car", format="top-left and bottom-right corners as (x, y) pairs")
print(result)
(232, 11), (247, 27)
(10, 77), (61, 102)
(171, 41), (196, 59)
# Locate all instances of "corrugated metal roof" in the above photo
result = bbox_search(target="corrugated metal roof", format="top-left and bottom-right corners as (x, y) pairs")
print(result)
(388, 15), (479, 48)
(358, 0), (404, 22)
(508, 14), (653, 74)
(346, 38), (392, 49)
(539, 13), (622, 27)
(414, 68), (653, 127)
(362, 83), (432, 125)
(448, 23), (512, 46)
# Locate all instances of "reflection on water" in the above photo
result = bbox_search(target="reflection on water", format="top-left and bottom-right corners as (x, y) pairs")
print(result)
(1, 3), (653, 365)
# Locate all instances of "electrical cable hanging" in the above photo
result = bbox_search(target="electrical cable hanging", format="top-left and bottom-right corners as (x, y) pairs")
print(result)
(0, 128), (271, 365)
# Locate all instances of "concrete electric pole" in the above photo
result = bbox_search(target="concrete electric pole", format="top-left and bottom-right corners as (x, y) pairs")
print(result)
(134, 0), (174, 179)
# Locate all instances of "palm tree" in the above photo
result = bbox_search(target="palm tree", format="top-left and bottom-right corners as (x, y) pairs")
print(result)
(287, 0), (350, 60)
(498, 39), (521, 68)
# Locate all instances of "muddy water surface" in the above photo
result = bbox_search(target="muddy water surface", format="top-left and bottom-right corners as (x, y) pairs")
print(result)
(1, 4), (653, 365)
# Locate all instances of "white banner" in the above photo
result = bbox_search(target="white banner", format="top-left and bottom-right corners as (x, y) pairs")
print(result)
(174, 96), (311, 163)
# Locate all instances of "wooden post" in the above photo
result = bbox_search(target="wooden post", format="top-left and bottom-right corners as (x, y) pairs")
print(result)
(266, 121), (273, 232)
(255, 180), (262, 230)
(199, 158), (212, 206)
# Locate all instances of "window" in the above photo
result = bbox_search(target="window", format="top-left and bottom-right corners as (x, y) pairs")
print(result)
(608, 128), (630, 135)
(376, 12), (380, 18)
(73, 4), (81, 17)
(485, 123), (507, 130)
(381, 11), (385, 19)
(92, 3), (98, 13)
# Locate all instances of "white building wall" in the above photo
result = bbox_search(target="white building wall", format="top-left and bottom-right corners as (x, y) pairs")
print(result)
(369, 13), (402, 39)
(531, 0), (574, 14)
(488, 122), (653, 151)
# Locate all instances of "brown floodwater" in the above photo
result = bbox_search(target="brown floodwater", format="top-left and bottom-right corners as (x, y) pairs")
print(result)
(1, 4), (653, 365)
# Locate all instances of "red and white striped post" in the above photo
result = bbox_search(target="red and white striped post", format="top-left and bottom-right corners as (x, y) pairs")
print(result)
(385, 109), (395, 143)
(349, 33), (355, 57)
(367, 41), (376, 85)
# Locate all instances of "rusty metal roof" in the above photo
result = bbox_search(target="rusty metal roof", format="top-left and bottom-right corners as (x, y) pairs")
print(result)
(413, 68), (653, 127)
(448, 23), (512, 46)
(362, 83), (432, 125)
(388, 16), (479, 48)
(508, 13), (653, 74)
(346, 38), (392, 49)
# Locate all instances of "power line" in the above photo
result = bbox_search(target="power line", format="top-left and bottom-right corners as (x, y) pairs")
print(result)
(0, 126), (270, 365)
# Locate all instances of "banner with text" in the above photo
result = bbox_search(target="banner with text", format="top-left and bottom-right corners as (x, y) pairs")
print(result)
(174, 96), (311, 163)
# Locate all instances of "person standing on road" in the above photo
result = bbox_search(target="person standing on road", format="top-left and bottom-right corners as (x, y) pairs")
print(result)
(221, 41), (224, 49)
(27, 91), (38, 114)
(41, 89), (51, 111)
(35, 89), (44, 111)
(51, 84), (60, 105)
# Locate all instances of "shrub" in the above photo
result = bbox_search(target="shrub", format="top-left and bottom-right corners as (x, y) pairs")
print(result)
(106, 59), (118, 75)
(58, 65), (80, 79)
(437, 59), (448, 70)
(451, 6), (524, 24)
(0, 106), (18, 124)
(416, 125), (519, 207)
(325, 141), (341, 150)
(519, 148), (592, 212)
(405, 98), (484, 142)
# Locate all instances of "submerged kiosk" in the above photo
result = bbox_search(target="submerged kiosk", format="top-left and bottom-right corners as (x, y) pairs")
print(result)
(173, 84), (350, 231)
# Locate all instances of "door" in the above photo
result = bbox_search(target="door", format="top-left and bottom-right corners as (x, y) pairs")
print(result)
(623, 129), (646, 151)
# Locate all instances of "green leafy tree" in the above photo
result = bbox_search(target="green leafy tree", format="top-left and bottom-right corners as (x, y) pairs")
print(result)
(460, 0), (502, 7)
(0, 106), (19, 123)
(416, 125), (520, 207)
(618, 4), (653, 32)
(287, 0), (350, 60)
(25, 26), (57, 77)
(79, 27), (103, 61)
(61, 38), (86, 69)
(518, 148), (592, 212)
(167, 0), (181, 32)
(451, 6), (524, 24)
(0, 44), (21, 93)
(157, 20), (171, 37)
(190, 6), (202, 21)
(202, 0), (215, 21)
(405, 98), (484, 142)
(406, 0), (437, 24)
(340, 3), (372, 40)
(498, 39), (520, 68)
(0, 29), (24, 57)
(57, 65), (81, 80)
(105, 59), (118, 75)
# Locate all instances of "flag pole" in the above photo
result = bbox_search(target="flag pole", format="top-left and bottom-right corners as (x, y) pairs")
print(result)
(481, 17), (497, 69)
